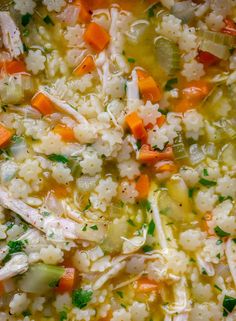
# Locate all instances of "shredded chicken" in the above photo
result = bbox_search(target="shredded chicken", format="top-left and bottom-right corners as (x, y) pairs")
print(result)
(0, 253), (28, 281)
(0, 187), (106, 243)
(39, 88), (88, 124)
(0, 12), (23, 58)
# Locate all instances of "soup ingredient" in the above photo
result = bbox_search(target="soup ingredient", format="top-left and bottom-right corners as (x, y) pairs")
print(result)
(135, 174), (150, 199)
(57, 268), (75, 293)
(125, 112), (147, 139)
(136, 277), (160, 293)
(137, 73), (162, 103)
(19, 263), (65, 294)
(155, 37), (180, 75)
(73, 55), (96, 76)
(0, 125), (13, 148)
(72, 288), (93, 309)
(84, 22), (110, 52)
(31, 92), (55, 115)
(54, 124), (76, 142)
(4, 60), (27, 74)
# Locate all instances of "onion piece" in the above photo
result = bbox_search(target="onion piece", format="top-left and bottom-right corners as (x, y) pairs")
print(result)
(0, 253), (28, 281)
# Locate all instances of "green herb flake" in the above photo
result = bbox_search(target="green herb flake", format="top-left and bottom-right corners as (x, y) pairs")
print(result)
(203, 168), (209, 176)
(201, 267), (208, 275)
(147, 3), (159, 18)
(120, 303), (126, 309)
(140, 199), (151, 212)
(136, 140), (142, 150)
(48, 154), (69, 164)
(59, 311), (68, 321)
(216, 239), (223, 245)
(21, 13), (32, 27)
(42, 211), (50, 217)
(233, 238), (236, 244)
(43, 15), (55, 25)
(223, 295), (236, 317)
(218, 195), (233, 203)
(142, 245), (153, 253)
(3, 240), (26, 263)
(48, 279), (59, 288)
(82, 224), (87, 232)
(128, 57), (136, 63)
(164, 78), (178, 91)
(12, 135), (22, 144)
(216, 253), (221, 259)
(116, 291), (124, 298)
(124, 82), (127, 93)
(127, 219), (136, 227)
(189, 257), (196, 263)
(83, 200), (91, 212)
(214, 284), (222, 292)
(72, 289), (93, 309)
(147, 219), (155, 236)
(22, 29), (30, 37)
(23, 43), (29, 53)
(199, 178), (217, 187)
(90, 225), (98, 231)
(22, 310), (31, 317)
(214, 226), (230, 238)
(188, 188), (195, 198)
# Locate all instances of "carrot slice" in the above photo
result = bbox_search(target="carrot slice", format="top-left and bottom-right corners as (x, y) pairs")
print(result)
(54, 124), (76, 142)
(5, 60), (26, 74)
(125, 112), (147, 140)
(136, 277), (160, 293)
(73, 55), (95, 76)
(136, 174), (150, 199)
(139, 145), (174, 162)
(31, 92), (55, 115)
(156, 115), (166, 127)
(84, 22), (110, 52)
(138, 76), (162, 103)
(182, 80), (210, 102)
(174, 98), (193, 113)
(74, 0), (92, 23)
(57, 268), (75, 293)
(0, 124), (13, 148)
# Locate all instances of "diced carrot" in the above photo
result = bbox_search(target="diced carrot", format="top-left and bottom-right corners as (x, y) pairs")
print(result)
(136, 277), (160, 293)
(156, 115), (166, 127)
(221, 17), (236, 36)
(138, 145), (174, 163)
(74, 0), (92, 23)
(5, 60), (26, 74)
(125, 112), (147, 140)
(174, 98), (193, 113)
(54, 124), (76, 142)
(155, 160), (177, 173)
(57, 268), (75, 293)
(73, 55), (95, 76)
(138, 76), (162, 103)
(84, 22), (110, 52)
(136, 174), (150, 199)
(196, 50), (220, 67)
(31, 92), (55, 115)
(182, 80), (210, 102)
(136, 69), (149, 80)
(0, 124), (13, 148)
(53, 184), (69, 199)
(202, 212), (214, 236)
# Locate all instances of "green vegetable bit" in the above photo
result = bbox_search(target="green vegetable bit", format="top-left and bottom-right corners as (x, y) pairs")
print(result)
(59, 311), (68, 321)
(3, 240), (25, 263)
(164, 78), (178, 91)
(72, 289), (93, 309)
(48, 154), (69, 164)
(21, 13), (32, 27)
(142, 245), (153, 253)
(199, 178), (217, 187)
(223, 295), (236, 317)
(147, 219), (155, 236)
(43, 15), (55, 25)
(214, 226), (230, 238)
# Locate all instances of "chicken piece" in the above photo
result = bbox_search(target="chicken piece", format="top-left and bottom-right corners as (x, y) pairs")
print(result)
(0, 187), (106, 243)
(0, 12), (23, 58)
(0, 253), (28, 281)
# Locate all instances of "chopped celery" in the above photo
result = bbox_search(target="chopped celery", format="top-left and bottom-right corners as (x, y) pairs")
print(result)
(171, 1), (196, 23)
(18, 263), (65, 294)
(173, 132), (188, 160)
(199, 40), (230, 60)
(155, 37), (180, 75)
(214, 119), (236, 140)
(199, 30), (235, 47)
(189, 144), (205, 165)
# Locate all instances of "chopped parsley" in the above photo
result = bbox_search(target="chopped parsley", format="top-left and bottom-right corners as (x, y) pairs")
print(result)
(136, 140), (142, 150)
(147, 3), (159, 18)
(216, 253), (221, 259)
(83, 200), (91, 212)
(90, 225), (98, 230)
(142, 245), (153, 253)
(218, 195), (233, 203)
(22, 310), (31, 317)
(216, 239), (223, 245)
(223, 295), (236, 317)
(233, 238), (236, 244)
(21, 13), (32, 27)
(140, 199), (151, 212)
(59, 311), (68, 321)
(22, 29), (30, 37)
(201, 267), (208, 275)
(116, 291), (124, 298)
(43, 15), (55, 25)
(214, 226), (230, 238)
(199, 178), (217, 187)
(214, 284), (222, 292)
(72, 289), (93, 309)
(147, 219), (155, 236)
(127, 219), (136, 227)
(128, 57), (136, 63)
(203, 168), (209, 176)
(164, 78), (178, 91)
(42, 211), (50, 217)
(82, 224), (87, 231)
(12, 135), (22, 144)
(48, 154), (69, 164)
(3, 240), (25, 263)
(189, 257), (196, 263)
(188, 188), (195, 198)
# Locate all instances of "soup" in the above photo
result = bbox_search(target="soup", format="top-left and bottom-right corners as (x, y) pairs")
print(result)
(0, 0), (236, 320)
